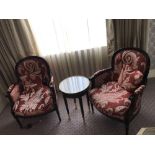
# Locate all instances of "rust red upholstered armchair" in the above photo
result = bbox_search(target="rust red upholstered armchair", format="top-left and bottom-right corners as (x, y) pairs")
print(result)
(6, 56), (61, 128)
(89, 48), (150, 134)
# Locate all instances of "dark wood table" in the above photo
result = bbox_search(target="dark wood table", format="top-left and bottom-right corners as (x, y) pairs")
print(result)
(59, 76), (90, 119)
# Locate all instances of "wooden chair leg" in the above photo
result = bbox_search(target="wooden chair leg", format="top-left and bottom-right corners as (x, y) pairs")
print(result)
(125, 122), (129, 135)
(90, 102), (94, 113)
(55, 105), (61, 122)
(12, 113), (23, 128)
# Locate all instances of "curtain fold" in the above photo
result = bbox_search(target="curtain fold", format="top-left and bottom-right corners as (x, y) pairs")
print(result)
(0, 19), (39, 112)
(44, 46), (108, 89)
(106, 19), (148, 55)
(0, 19), (109, 113)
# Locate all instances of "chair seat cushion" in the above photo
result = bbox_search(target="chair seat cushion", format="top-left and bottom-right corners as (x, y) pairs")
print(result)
(89, 82), (132, 120)
(13, 85), (54, 116)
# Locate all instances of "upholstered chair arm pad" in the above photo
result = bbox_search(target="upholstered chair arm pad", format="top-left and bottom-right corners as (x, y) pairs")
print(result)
(90, 68), (113, 88)
(49, 76), (57, 102)
(7, 84), (21, 103)
(134, 85), (145, 95)
(7, 84), (16, 93)
(49, 76), (54, 87)
(126, 85), (145, 120)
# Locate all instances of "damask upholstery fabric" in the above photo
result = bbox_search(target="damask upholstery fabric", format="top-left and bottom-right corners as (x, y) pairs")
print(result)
(9, 84), (21, 103)
(113, 50), (147, 81)
(118, 69), (143, 92)
(89, 49), (149, 121)
(17, 58), (50, 87)
(89, 82), (132, 120)
(13, 85), (53, 116)
(9, 57), (54, 116)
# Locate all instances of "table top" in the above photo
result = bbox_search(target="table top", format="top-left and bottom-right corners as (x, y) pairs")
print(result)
(59, 76), (90, 95)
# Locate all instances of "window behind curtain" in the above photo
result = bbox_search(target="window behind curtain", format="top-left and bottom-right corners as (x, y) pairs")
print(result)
(29, 18), (107, 56)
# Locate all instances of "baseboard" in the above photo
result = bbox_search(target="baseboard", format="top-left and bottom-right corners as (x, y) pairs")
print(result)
(148, 69), (155, 78)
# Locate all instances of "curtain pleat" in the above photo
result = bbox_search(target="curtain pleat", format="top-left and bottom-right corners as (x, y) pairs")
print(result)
(106, 19), (148, 54)
(0, 19), (39, 112)
(0, 19), (109, 113)
(44, 46), (108, 89)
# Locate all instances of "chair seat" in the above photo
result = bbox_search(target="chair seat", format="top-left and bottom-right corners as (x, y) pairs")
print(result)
(13, 85), (54, 116)
(89, 82), (132, 120)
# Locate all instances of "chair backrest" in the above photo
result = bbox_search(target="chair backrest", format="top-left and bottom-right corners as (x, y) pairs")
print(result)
(15, 56), (51, 86)
(112, 48), (150, 84)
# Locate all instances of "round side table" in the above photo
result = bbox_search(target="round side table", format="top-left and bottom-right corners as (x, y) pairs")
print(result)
(59, 76), (90, 119)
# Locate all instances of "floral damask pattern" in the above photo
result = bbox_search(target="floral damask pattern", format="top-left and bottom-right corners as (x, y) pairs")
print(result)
(89, 49), (149, 123)
(8, 84), (21, 102)
(113, 50), (147, 81)
(13, 85), (53, 116)
(10, 57), (54, 116)
(17, 59), (49, 87)
(89, 82), (132, 120)
(118, 68), (143, 92)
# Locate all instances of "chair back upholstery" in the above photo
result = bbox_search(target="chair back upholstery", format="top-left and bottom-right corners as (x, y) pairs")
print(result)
(15, 56), (51, 87)
(112, 48), (150, 84)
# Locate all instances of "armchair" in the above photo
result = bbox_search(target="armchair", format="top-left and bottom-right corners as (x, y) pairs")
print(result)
(89, 48), (150, 134)
(6, 56), (61, 128)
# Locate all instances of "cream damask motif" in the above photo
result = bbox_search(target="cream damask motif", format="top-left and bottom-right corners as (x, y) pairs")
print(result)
(89, 82), (131, 120)
(13, 85), (53, 116)
(118, 68), (143, 92)
(11, 58), (54, 116)
(122, 51), (139, 69)
(89, 48), (149, 125)
(17, 59), (49, 86)
(113, 50), (147, 81)
(23, 60), (41, 74)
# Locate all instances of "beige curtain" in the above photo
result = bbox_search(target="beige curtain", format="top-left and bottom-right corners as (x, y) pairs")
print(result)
(0, 19), (39, 112)
(106, 19), (149, 55)
(44, 46), (109, 89)
(0, 19), (109, 112)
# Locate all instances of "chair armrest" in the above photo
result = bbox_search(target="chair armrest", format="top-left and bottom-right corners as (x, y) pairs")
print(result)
(7, 84), (16, 94)
(6, 84), (21, 103)
(128, 85), (145, 104)
(49, 76), (54, 87)
(126, 85), (146, 119)
(89, 68), (113, 88)
(134, 85), (145, 95)
(49, 76), (57, 102)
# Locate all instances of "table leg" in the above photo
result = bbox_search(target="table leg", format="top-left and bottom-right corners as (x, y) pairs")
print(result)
(63, 95), (69, 115)
(74, 98), (77, 109)
(86, 92), (90, 110)
(79, 97), (84, 119)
